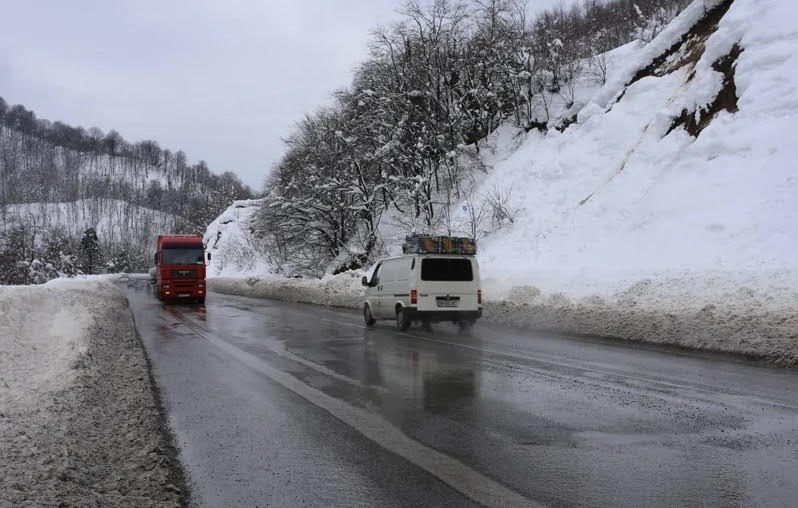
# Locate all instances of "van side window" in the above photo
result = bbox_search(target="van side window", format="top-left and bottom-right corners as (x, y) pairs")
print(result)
(371, 264), (381, 286)
(410, 258), (415, 270)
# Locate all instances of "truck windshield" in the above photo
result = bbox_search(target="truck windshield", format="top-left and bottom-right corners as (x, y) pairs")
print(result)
(162, 248), (204, 264)
(421, 258), (473, 281)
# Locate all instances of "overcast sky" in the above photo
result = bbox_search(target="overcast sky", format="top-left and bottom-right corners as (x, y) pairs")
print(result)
(0, 0), (565, 189)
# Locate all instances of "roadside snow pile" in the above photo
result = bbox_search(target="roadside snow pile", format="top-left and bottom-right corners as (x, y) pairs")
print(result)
(0, 279), (96, 411)
(209, 270), (364, 309)
(483, 270), (798, 365)
(203, 198), (270, 277)
(0, 279), (185, 506)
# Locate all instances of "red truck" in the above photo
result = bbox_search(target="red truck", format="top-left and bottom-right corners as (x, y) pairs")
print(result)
(152, 234), (210, 303)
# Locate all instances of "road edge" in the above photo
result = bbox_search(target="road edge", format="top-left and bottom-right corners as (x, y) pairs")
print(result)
(127, 297), (193, 507)
(208, 276), (797, 367)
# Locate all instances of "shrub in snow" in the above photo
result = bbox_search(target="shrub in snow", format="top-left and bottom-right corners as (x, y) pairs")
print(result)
(0, 224), (85, 284)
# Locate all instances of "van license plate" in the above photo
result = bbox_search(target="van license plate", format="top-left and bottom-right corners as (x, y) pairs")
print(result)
(179, 293), (190, 298)
(437, 301), (458, 308)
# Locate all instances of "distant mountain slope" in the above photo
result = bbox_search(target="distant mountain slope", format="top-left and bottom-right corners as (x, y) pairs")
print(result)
(0, 96), (254, 281)
(5, 199), (174, 242)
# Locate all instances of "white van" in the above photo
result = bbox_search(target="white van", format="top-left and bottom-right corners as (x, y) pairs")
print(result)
(361, 254), (482, 331)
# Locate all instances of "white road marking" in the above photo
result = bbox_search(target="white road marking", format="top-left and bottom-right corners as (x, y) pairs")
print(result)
(174, 310), (540, 508)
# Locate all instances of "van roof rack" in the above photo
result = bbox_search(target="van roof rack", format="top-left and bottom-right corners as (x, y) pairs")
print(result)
(402, 235), (476, 255)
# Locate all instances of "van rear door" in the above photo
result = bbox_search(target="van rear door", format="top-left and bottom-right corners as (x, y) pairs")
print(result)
(416, 257), (479, 311)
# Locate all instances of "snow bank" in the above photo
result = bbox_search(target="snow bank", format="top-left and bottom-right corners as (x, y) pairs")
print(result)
(209, 271), (365, 309)
(0, 280), (185, 505)
(203, 198), (271, 277)
(483, 270), (798, 365)
(209, 268), (798, 365)
(0, 279), (107, 411)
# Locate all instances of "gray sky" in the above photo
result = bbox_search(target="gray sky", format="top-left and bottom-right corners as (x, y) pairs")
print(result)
(0, 0), (564, 190)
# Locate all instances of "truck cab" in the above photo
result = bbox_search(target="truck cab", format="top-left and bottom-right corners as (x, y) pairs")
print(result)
(153, 234), (209, 303)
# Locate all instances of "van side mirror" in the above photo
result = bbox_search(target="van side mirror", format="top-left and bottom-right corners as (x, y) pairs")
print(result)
(207, 252), (212, 261)
(361, 276), (369, 287)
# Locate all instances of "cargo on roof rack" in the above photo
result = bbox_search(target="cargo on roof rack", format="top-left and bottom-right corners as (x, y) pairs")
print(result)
(402, 235), (477, 255)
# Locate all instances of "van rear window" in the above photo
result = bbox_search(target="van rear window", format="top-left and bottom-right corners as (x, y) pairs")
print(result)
(421, 259), (473, 281)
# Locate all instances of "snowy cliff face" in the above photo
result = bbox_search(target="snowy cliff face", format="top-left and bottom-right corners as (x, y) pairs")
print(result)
(203, 199), (270, 277)
(467, 0), (797, 289)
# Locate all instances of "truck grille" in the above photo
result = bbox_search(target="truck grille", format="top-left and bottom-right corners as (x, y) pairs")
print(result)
(171, 269), (197, 279)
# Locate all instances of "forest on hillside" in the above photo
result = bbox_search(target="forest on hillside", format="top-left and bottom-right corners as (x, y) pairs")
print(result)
(0, 96), (254, 283)
(254, 0), (691, 276)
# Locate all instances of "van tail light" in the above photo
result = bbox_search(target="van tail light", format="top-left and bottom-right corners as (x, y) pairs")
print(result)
(410, 289), (418, 305)
(477, 289), (482, 305)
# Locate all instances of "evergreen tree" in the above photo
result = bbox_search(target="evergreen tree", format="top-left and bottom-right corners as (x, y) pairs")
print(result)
(79, 228), (102, 274)
(0, 226), (34, 284)
(107, 245), (135, 273)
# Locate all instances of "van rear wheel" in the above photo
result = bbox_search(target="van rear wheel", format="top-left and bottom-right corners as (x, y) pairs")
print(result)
(364, 305), (376, 326)
(396, 307), (411, 331)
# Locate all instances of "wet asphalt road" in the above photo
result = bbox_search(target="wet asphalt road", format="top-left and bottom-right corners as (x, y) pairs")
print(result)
(123, 281), (798, 507)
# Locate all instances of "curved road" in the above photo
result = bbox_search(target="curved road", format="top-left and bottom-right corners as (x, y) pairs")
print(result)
(123, 282), (798, 507)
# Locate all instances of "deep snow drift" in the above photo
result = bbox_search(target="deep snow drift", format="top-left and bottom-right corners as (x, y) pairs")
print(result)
(206, 0), (798, 363)
(0, 279), (185, 505)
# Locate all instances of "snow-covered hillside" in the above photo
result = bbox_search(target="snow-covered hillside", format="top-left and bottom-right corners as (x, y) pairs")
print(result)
(0, 96), (253, 281)
(210, 0), (797, 284)
(5, 198), (176, 247)
(469, 0), (797, 287)
(204, 0), (798, 361)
